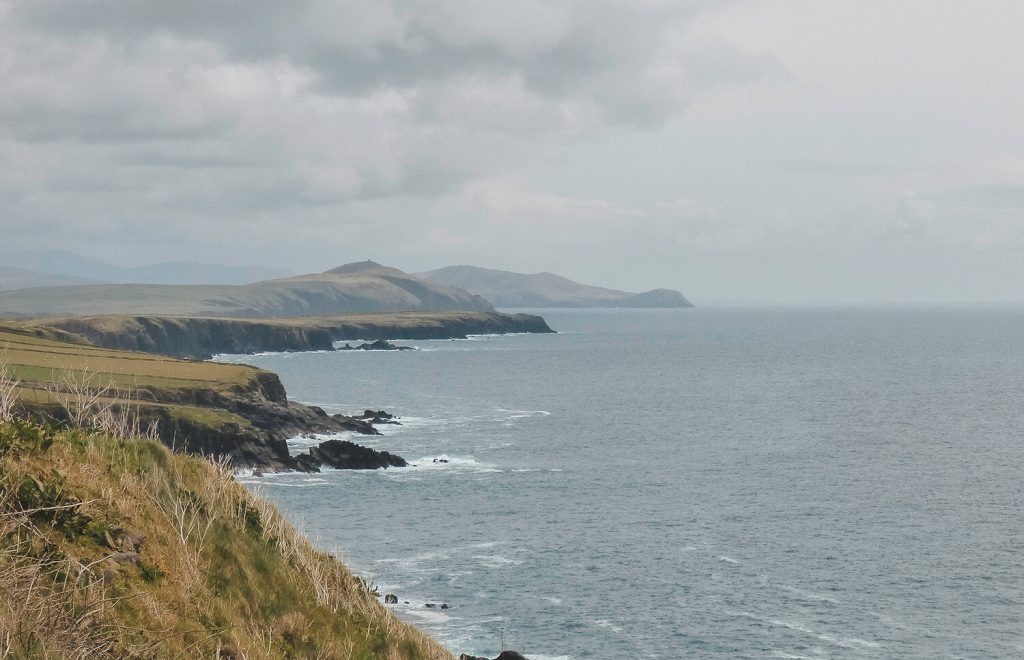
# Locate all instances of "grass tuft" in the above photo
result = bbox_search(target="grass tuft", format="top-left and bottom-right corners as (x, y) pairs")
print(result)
(0, 419), (454, 659)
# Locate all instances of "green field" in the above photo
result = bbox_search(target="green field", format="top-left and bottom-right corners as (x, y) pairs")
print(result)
(0, 324), (267, 428)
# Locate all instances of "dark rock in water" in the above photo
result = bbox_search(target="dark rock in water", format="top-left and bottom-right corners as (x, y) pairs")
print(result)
(339, 339), (414, 351)
(294, 439), (407, 470)
(330, 415), (382, 435)
(432, 458), (449, 464)
(292, 453), (321, 473)
(440, 603), (449, 610)
(383, 593), (398, 604)
(458, 655), (489, 660)
(495, 653), (530, 660)
(357, 408), (401, 425)
(425, 603), (436, 609)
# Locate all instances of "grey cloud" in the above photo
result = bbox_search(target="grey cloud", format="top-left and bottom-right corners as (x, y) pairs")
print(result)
(11, 0), (760, 127)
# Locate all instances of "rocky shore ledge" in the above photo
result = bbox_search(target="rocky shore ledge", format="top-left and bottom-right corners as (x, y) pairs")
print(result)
(26, 311), (554, 359)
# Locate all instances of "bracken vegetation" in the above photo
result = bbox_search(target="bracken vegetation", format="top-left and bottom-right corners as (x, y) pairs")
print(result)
(0, 358), (454, 659)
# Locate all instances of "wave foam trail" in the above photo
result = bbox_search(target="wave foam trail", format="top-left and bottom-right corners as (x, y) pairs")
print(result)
(402, 455), (498, 473)
(730, 611), (881, 651)
(472, 554), (523, 568)
(285, 431), (358, 452)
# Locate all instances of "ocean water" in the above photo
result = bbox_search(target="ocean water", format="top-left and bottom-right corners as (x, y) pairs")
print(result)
(220, 308), (1024, 659)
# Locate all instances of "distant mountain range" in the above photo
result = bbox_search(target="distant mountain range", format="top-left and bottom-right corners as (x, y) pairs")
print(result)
(0, 267), (99, 291)
(0, 261), (493, 318)
(418, 265), (693, 308)
(0, 251), (693, 316)
(0, 249), (292, 286)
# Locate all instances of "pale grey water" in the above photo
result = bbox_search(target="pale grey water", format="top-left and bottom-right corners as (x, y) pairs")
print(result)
(223, 308), (1024, 659)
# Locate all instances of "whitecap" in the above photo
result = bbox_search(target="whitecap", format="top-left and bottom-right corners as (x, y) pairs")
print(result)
(780, 584), (840, 604)
(593, 618), (623, 633)
(717, 555), (740, 565)
(284, 431), (360, 452)
(731, 612), (881, 651)
(472, 554), (523, 568)
(398, 455), (498, 473)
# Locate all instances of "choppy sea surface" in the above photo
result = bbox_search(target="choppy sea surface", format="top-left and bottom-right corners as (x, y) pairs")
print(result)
(217, 307), (1024, 659)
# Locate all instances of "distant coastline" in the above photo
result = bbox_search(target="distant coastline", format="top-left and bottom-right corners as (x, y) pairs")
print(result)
(23, 311), (555, 360)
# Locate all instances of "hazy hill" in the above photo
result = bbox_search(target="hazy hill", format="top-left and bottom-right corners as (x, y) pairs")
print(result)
(1, 249), (291, 285)
(418, 265), (694, 308)
(0, 266), (98, 291)
(0, 260), (494, 318)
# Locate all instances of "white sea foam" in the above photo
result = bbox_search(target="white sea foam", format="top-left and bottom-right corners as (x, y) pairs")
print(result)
(284, 431), (359, 452)
(494, 408), (552, 420)
(472, 554), (522, 568)
(375, 550), (448, 568)
(399, 454), (499, 473)
(731, 612), (881, 651)
(717, 555), (740, 565)
(780, 584), (840, 604)
(593, 618), (623, 633)
(401, 607), (451, 624)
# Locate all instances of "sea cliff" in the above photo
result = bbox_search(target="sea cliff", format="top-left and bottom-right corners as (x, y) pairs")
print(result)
(28, 311), (554, 359)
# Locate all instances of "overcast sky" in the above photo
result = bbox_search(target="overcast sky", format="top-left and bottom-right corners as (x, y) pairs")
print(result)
(1, 1), (1022, 303)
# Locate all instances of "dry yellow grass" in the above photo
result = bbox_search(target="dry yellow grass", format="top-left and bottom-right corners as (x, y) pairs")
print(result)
(0, 419), (455, 659)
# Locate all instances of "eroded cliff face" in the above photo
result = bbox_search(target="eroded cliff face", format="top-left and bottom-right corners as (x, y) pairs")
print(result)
(36, 316), (336, 360)
(14, 365), (379, 471)
(32, 312), (554, 359)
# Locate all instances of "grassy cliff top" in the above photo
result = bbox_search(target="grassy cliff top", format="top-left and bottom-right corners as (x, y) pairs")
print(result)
(0, 325), (261, 393)
(0, 419), (453, 658)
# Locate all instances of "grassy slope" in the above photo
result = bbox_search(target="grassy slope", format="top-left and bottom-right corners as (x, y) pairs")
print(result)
(0, 326), (256, 391)
(0, 419), (453, 658)
(0, 325), (267, 430)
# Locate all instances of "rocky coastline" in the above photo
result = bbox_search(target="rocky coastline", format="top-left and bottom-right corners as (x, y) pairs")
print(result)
(28, 311), (554, 359)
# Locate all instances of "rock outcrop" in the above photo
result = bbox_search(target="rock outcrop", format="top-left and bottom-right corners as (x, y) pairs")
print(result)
(338, 339), (414, 351)
(294, 439), (407, 471)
